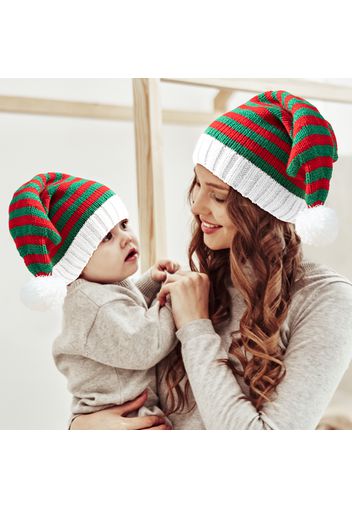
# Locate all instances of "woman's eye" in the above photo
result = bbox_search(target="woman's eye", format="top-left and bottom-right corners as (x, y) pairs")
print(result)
(102, 232), (113, 242)
(211, 193), (226, 203)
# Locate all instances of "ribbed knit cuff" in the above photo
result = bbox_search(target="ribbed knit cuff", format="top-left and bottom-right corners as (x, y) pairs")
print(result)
(135, 268), (162, 304)
(176, 319), (215, 344)
(193, 133), (307, 223)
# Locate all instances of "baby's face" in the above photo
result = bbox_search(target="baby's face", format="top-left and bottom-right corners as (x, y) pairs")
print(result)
(81, 219), (139, 283)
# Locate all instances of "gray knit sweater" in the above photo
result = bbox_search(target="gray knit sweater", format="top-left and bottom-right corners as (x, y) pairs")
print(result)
(53, 270), (177, 416)
(155, 259), (352, 429)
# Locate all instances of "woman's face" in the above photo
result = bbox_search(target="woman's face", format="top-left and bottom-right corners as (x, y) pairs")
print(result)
(191, 164), (236, 250)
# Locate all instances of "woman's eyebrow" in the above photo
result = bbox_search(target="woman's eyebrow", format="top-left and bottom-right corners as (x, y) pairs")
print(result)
(205, 182), (229, 191)
(193, 168), (228, 191)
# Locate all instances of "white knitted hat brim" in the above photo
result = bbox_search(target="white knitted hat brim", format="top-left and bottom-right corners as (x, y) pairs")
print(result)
(193, 133), (308, 223)
(52, 194), (129, 284)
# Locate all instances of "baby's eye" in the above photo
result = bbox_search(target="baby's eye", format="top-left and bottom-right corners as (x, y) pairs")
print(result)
(102, 231), (113, 243)
(121, 219), (129, 230)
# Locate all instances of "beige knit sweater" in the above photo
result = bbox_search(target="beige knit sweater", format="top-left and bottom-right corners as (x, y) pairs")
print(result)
(53, 270), (177, 418)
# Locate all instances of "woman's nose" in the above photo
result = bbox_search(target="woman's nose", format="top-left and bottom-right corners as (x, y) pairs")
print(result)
(191, 192), (209, 216)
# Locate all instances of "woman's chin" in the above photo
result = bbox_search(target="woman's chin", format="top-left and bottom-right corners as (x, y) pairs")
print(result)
(203, 238), (228, 250)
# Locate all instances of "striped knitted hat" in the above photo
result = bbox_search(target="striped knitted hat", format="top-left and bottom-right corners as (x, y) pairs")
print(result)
(193, 90), (339, 245)
(9, 172), (129, 310)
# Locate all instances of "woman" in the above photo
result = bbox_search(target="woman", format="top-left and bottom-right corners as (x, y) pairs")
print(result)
(71, 90), (352, 430)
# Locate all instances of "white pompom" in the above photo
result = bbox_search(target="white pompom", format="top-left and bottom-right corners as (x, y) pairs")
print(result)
(21, 275), (67, 311)
(295, 205), (339, 246)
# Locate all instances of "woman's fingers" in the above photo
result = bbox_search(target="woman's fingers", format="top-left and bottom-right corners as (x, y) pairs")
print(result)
(117, 389), (148, 416)
(142, 423), (172, 430)
(124, 414), (168, 430)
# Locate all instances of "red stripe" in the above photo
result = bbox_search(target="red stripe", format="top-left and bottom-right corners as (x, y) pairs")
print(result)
(50, 178), (93, 224)
(12, 185), (40, 200)
(23, 253), (51, 266)
(9, 215), (54, 231)
(9, 198), (45, 214)
(14, 235), (48, 248)
(294, 115), (332, 133)
(291, 134), (334, 161)
(49, 185), (109, 258)
(291, 102), (316, 115)
(240, 104), (285, 131)
(304, 156), (332, 172)
(306, 178), (330, 195)
(210, 120), (288, 174)
(223, 111), (291, 155)
(294, 116), (330, 133)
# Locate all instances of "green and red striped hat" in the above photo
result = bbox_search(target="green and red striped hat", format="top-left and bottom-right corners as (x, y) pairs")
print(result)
(193, 90), (339, 245)
(9, 172), (129, 310)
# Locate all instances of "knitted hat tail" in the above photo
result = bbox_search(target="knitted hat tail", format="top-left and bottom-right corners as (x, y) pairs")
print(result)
(9, 173), (63, 277)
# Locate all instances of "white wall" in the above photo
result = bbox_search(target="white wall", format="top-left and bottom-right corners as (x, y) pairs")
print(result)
(1, 79), (351, 428)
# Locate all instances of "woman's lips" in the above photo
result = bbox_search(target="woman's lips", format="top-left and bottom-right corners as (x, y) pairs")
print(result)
(201, 221), (223, 235)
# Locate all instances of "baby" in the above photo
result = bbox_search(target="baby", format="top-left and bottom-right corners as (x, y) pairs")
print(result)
(8, 172), (179, 427)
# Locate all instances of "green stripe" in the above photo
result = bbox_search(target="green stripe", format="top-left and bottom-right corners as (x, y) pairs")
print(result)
(255, 93), (272, 104)
(214, 116), (290, 164)
(10, 191), (40, 205)
(279, 91), (290, 105)
(16, 181), (41, 193)
(9, 206), (48, 221)
(10, 224), (61, 245)
(288, 145), (334, 177)
(287, 97), (310, 110)
(294, 124), (333, 145)
(52, 189), (114, 264)
(18, 244), (48, 257)
(54, 182), (105, 231)
(306, 189), (329, 205)
(244, 100), (284, 123)
(27, 262), (52, 275)
(47, 175), (76, 202)
(294, 108), (322, 121)
(205, 127), (305, 199)
(49, 178), (88, 218)
(226, 108), (291, 145)
(305, 167), (332, 184)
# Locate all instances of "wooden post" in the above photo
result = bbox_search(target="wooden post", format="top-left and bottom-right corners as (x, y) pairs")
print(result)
(132, 78), (167, 272)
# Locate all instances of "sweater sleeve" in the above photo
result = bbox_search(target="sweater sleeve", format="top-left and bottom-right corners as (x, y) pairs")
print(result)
(85, 294), (177, 370)
(134, 268), (162, 306)
(176, 281), (352, 430)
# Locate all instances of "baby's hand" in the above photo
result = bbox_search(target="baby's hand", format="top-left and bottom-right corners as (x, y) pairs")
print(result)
(151, 259), (181, 283)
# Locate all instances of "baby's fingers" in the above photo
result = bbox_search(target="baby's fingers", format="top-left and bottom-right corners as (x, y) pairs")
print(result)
(165, 261), (181, 273)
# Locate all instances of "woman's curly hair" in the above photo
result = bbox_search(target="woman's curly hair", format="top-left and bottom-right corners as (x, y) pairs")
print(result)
(160, 174), (305, 416)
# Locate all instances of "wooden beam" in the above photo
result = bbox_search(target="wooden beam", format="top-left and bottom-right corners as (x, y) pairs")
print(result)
(214, 89), (234, 114)
(132, 78), (167, 271)
(161, 78), (352, 104)
(0, 94), (213, 125)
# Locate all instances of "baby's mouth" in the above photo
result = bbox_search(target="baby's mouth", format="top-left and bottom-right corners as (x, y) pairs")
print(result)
(124, 248), (138, 262)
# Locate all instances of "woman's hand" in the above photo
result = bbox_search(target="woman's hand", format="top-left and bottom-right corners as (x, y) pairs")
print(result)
(70, 390), (171, 430)
(157, 271), (210, 329)
(150, 259), (181, 283)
